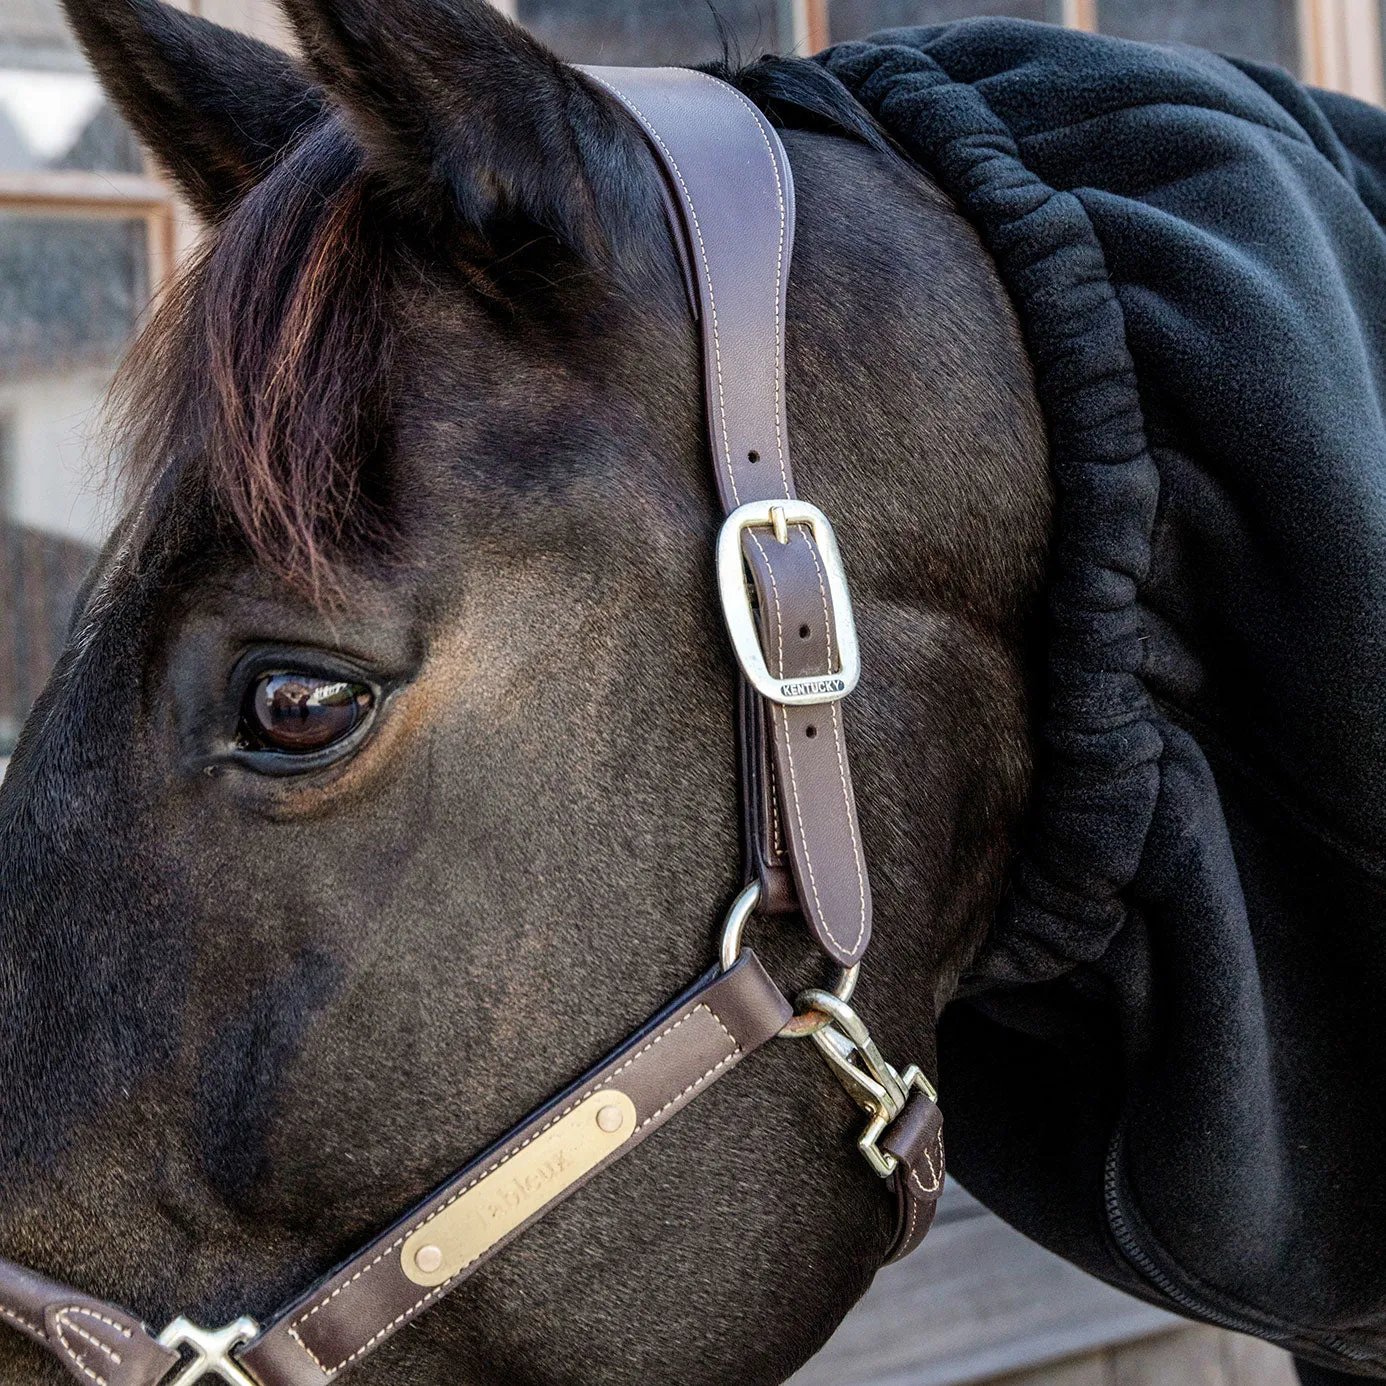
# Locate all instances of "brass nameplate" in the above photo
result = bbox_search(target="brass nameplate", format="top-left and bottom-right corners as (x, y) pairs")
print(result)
(401, 1089), (637, 1287)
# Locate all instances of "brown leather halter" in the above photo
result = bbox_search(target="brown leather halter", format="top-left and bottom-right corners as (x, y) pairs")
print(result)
(0, 69), (945, 1386)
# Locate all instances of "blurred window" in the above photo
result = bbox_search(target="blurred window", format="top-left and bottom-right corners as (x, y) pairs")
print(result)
(829, 0), (1061, 42)
(518, 0), (785, 63)
(1096, 0), (1300, 72)
(0, 0), (142, 173)
(0, 0), (172, 767)
(0, 214), (148, 371)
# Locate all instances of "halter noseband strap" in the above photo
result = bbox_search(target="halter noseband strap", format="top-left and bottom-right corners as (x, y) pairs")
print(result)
(0, 70), (943, 1386)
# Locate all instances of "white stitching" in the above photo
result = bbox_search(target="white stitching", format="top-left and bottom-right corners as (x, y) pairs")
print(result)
(898, 1133), (945, 1253)
(801, 528), (833, 672)
(307, 1004), (740, 1374)
(800, 532), (868, 953)
(694, 72), (792, 495)
(679, 77), (868, 952)
(828, 704), (867, 953)
(0, 1304), (41, 1338)
(639, 1049), (739, 1130)
(909, 1166), (941, 1198)
(286, 1326), (330, 1376)
(800, 532), (868, 955)
(58, 1322), (122, 1366)
(53, 1315), (108, 1386)
(907, 1143), (943, 1198)
(591, 72), (792, 501)
(778, 712), (848, 950)
(747, 535), (785, 673)
(590, 72), (835, 943)
(51, 1307), (133, 1386)
(748, 533), (842, 953)
(292, 1002), (740, 1375)
(749, 533), (862, 957)
(768, 756), (784, 857)
(694, 81), (871, 953)
(900, 1184), (921, 1251)
(58, 1310), (131, 1342)
(584, 73), (740, 504)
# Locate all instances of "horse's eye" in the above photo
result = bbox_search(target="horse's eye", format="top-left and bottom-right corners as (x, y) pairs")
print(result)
(244, 673), (374, 754)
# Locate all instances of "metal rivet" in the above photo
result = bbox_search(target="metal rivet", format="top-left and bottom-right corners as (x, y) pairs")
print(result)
(596, 1104), (624, 1133)
(414, 1245), (444, 1274)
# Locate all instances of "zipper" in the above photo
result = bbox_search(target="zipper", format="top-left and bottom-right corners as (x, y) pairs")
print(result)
(1103, 1128), (1272, 1338)
(1103, 1125), (1373, 1365)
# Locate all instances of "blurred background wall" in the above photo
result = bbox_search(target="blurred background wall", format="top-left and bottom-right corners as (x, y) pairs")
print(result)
(0, 1), (1376, 1380)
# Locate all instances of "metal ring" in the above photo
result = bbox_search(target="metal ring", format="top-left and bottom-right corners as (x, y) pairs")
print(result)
(718, 882), (860, 1038)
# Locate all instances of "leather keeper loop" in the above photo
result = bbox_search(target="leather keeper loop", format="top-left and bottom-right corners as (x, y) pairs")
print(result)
(583, 64), (874, 967)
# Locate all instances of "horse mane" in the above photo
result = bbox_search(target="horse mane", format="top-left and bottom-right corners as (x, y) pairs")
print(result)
(113, 57), (887, 598)
(717, 53), (897, 159)
(115, 116), (396, 598)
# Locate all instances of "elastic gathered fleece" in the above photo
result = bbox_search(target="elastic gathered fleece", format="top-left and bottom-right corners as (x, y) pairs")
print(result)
(822, 22), (1386, 1376)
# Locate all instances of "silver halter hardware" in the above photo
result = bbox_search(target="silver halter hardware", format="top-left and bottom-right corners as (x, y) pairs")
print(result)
(718, 880), (861, 1037)
(719, 885), (929, 1178)
(0, 68), (946, 1386)
(157, 1317), (260, 1386)
(717, 499), (861, 706)
(799, 988), (937, 1179)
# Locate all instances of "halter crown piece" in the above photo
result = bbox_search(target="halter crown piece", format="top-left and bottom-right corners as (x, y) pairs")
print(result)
(0, 70), (944, 1385)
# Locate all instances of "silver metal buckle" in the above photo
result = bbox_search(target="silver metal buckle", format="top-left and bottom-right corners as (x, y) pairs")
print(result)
(798, 989), (935, 1179)
(157, 1317), (260, 1386)
(718, 882), (859, 1037)
(716, 499), (860, 706)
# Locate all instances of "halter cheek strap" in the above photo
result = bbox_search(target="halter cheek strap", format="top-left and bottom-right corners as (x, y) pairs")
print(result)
(584, 66), (874, 969)
(587, 62), (942, 1254)
(0, 70), (943, 1386)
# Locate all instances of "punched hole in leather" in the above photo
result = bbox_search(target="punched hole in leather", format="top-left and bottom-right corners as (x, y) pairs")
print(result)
(581, 64), (874, 970)
(0, 66), (937, 1386)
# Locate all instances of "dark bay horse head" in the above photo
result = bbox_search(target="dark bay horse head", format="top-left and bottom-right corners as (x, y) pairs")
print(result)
(0, 0), (1050, 1380)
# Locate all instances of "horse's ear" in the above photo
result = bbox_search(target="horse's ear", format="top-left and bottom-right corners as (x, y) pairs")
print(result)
(61, 0), (325, 222)
(275, 0), (636, 260)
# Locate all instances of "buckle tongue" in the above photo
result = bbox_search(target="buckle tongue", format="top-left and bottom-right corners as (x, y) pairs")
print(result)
(157, 1317), (260, 1386)
(716, 499), (860, 706)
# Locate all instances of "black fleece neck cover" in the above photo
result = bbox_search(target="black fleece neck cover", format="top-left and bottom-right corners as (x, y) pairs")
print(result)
(821, 21), (1386, 1376)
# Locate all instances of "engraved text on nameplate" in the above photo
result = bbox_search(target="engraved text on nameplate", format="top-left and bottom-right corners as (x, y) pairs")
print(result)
(401, 1090), (638, 1287)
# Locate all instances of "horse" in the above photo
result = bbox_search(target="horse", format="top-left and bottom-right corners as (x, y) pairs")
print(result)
(0, 0), (1051, 1380)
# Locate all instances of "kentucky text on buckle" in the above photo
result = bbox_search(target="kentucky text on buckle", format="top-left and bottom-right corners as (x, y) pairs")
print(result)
(716, 499), (861, 706)
(0, 65), (943, 1386)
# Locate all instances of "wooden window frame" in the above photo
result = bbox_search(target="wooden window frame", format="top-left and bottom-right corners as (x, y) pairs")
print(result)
(0, 169), (176, 295)
(1298, 0), (1385, 100)
(1063, 0), (1099, 31)
(769, 0), (1384, 100)
(0, 128), (176, 782)
(781, 0), (832, 53)
(1, 0), (1376, 302)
